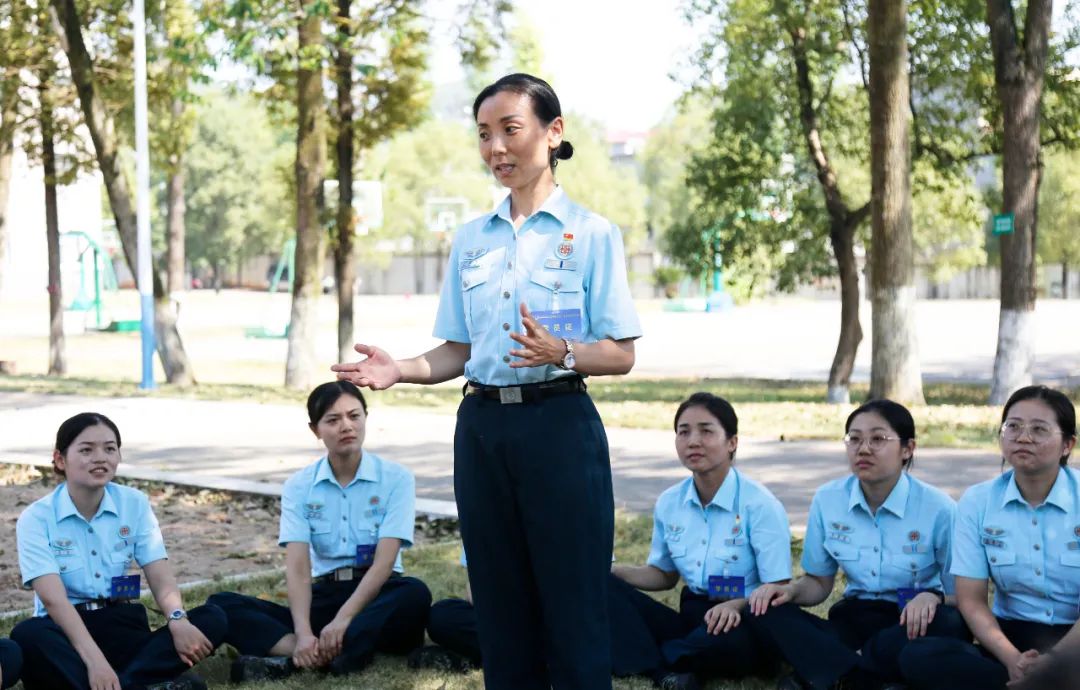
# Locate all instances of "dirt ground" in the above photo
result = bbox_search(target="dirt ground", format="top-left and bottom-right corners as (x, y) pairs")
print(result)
(0, 464), (287, 612)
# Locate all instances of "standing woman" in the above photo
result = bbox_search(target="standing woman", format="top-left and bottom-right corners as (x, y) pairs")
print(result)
(899, 385), (1079, 690)
(746, 399), (968, 689)
(608, 392), (791, 688)
(12, 412), (226, 690)
(207, 381), (431, 681)
(332, 73), (641, 689)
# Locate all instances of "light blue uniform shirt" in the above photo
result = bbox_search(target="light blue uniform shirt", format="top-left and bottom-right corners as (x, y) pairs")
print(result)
(648, 469), (792, 596)
(17, 483), (168, 617)
(279, 452), (415, 577)
(802, 473), (956, 602)
(433, 187), (642, 386)
(951, 467), (1080, 625)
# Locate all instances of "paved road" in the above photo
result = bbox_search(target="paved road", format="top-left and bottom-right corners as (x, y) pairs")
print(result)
(0, 393), (1003, 528)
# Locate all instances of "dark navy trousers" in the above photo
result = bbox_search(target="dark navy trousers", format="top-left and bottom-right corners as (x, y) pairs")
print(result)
(455, 391), (614, 690)
(207, 575), (430, 666)
(606, 575), (776, 679)
(427, 580), (671, 678)
(898, 617), (1072, 690)
(11, 602), (226, 690)
(0, 638), (21, 690)
(746, 598), (969, 689)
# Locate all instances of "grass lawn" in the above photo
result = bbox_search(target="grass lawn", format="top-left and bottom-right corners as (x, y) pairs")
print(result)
(0, 515), (826, 690)
(3, 373), (1060, 450)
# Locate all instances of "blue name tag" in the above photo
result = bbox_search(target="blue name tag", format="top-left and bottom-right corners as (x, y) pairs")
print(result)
(110, 574), (140, 600)
(532, 309), (582, 340)
(896, 587), (923, 610)
(707, 575), (745, 601)
(356, 544), (376, 568)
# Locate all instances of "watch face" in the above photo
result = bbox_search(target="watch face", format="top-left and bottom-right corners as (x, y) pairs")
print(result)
(564, 353), (576, 369)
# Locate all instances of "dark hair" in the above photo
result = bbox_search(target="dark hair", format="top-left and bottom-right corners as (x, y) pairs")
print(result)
(307, 381), (367, 426)
(1002, 385), (1077, 466)
(674, 392), (738, 438)
(472, 73), (574, 171)
(845, 399), (916, 468)
(54, 412), (122, 477)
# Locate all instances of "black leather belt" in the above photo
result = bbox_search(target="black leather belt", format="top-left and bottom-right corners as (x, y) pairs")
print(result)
(464, 376), (587, 404)
(313, 566), (368, 585)
(75, 598), (131, 612)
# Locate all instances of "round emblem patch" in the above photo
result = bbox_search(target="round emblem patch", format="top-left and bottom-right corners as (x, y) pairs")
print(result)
(908, 530), (920, 542)
(556, 242), (574, 259)
(118, 525), (131, 538)
(1073, 525), (1080, 538)
(370, 496), (380, 505)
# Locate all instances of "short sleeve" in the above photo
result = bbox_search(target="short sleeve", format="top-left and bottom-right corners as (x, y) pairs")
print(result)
(133, 495), (168, 566)
(585, 223), (642, 341)
(432, 237), (469, 343)
(801, 492), (838, 577)
(378, 469), (416, 548)
(949, 488), (988, 580)
(279, 476), (312, 546)
(16, 509), (59, 586)
(646, 503), (676, 573)
(750, 497), (793, 583)
(934, 497), (958, 594)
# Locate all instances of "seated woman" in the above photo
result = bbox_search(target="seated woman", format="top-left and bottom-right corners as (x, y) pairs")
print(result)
(0, 638), (21, 689)
(606, 392), (791, 689)
(12, 412), (226, 690)
(745, 399), (968, 689)
(208, 381), (431, 681)
(899, 385), (1079, 690)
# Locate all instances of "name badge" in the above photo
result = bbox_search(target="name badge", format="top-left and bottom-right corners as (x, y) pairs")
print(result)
(707, 575), (745, 601)
(723, 537), (746, 546)
(981, 537), (1005, 549)
(902, 544), (929, 554)
(543, 259), (578, 271)
(355, 544), (376, 568)
(532, 309), (582, 340)
(896, 587), (924, 611)
(828, 532), (852, 544)
(110, 574), (141, 600)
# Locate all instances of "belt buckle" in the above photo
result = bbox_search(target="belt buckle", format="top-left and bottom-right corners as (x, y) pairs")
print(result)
(499, 386), (523, 404)
(333, 567), (354, 582)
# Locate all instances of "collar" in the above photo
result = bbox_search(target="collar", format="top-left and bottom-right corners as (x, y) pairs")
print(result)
(683, 468), (738, 512)
(55, 483), (118, 523)
(314, 453), (379, 489)
(1002, 467), (1074, 512)
(848, 472), (910, 519)
(492, 186), (569, 228)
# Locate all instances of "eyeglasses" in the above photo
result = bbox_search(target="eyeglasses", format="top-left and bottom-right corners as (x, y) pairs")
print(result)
(843, 434), (898, 451)
(1000, 421), (1062, 443)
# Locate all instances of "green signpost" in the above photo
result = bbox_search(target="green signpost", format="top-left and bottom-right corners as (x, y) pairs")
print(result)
(992, 212), (1015, 235)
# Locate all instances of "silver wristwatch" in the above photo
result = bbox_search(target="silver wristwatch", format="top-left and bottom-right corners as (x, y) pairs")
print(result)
(558, 339), (576, 370)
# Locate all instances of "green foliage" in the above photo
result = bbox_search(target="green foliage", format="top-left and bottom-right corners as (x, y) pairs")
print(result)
(183, 91), (293, 271)
(557, 115), (648, 249)
(1038, 149), (1080, 273)
(641, 95), (712, 245)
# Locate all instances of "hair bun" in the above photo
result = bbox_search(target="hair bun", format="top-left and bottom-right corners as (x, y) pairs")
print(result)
(556, 141), (574, 160)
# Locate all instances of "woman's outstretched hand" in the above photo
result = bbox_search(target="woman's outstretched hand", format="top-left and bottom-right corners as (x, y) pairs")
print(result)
(331, 344), (403, 390)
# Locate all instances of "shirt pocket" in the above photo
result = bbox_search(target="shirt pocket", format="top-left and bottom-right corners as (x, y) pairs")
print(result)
(309, 519), (336, 556)
(711, 546), (754, 578)
(987, 549), (1021, 591)
(826, 542), (859, 563)
(888, 552), (938, 585)
(1055, 551), (1080, 595)
(110, 547), (135, 567)
(528, 270), (583, 314)
(460, 265), (494, 334)
(57, 559), (85, 587)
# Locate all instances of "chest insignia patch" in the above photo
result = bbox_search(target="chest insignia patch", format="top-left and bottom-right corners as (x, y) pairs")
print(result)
(463, 247), (487, 260)
(555, 242), (574, 259)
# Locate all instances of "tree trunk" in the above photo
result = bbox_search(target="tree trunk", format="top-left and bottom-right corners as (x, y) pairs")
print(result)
(49, 0), (194, 384)
(789, 24), (870, 403)
(41, 76), (66, 376)
(285, 0), (327, 389)
(867, 0), (924, 404)
(987, 0), (1051, 404)
(1063, 262), (1069, 299)
(166, 97), (186, 295)
(0, 69), (17, 296)
(333, 0), (358, 364)
(827, 219), (863, 403)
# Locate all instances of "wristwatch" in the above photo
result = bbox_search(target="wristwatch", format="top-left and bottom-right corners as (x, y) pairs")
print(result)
(558, 339), (576, 370)
(168, 608), (188, 623)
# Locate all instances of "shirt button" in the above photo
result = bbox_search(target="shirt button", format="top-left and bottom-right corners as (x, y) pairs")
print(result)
(701, 540), (707, 545)
(871, 570), (877, 576)
(94, 573), (101, 578)
(503, 323), (510, 331)
(462, 280), (469, 288)
(1036, 569), (1042, 576)
(1047, 610), (1053, 617)
(502, 355), (511, 363)
(91, 550), (97, 556)
(507, 262), (512, 269)
(88, 527), (94, 534)
(697, 561), (702, 566)
(1034, 544), (1041, 551)
(341, 538), (346, 543)
(873, 546), (879, 552)
(503, 291), (510, 299)
(990, 557), (997, 564)
(342, 516), (347, 521)
(1032, 518), (1038, 526)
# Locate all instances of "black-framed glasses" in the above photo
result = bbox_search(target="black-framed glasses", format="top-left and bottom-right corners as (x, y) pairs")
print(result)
(1000, 421), (1062, 443)
(843, 434), (898, 451)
